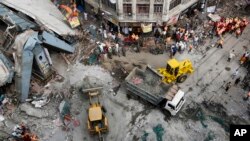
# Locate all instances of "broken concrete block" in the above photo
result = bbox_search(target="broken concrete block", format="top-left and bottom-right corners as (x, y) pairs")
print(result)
(0, 115), (4, 122)
(4, 119), (16, 129)
(20, 103), (49, 118)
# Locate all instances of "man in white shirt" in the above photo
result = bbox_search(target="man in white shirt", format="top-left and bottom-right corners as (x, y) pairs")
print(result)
(228, 50), (235, 62)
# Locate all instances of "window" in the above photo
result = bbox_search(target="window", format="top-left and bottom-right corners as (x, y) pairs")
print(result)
(169, 0), (182, 10)
(168, 103), (175, 110)
(137, 4), (150, 14)
(101, 0), (116, 11)
(174, 67), (179, 76)
(175, 98), (184, 110)
(154, 4), (163, 13)
(123, 4), (132, 16)
(137, 0), (150, 2)
(166, 64), (175, 75)
(154, 0), (163, 2)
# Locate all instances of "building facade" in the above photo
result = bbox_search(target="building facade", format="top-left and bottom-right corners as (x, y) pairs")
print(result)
(85, 0), (199, 28)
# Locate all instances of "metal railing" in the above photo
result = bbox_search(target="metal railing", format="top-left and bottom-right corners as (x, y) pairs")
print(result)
(136, 13), (149, 20)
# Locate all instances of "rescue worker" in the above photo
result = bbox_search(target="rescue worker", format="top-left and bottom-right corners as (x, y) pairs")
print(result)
(115, 43), (120, 57)
(107, 46), (112, 59)
(217, 38), (224, 48)
(228, 18), (234, 34)
(240, 51), (249, 64)
(240, 17), (249, 34)
(225, 82), (232, 94)
(243, 91), (250, 101)
(71, 4), (79, 17)
(183, 32), (189, 42)
(171, 44), (177, 57)
(228, 50), (235, 62)
(188, 44), (193, 53)
(235, 28), (241, 38)
(234, 77), (241, 85)
(231, 68), (239, 79)
(193, 35), (199, 48)
(122, 46), (126, 56)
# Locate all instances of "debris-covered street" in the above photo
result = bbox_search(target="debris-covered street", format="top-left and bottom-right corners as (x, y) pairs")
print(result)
(0, 0), (250, 141)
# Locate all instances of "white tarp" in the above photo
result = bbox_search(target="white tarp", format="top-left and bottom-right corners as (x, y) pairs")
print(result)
(208, 13), (221, 22)
(207, 6), (216, 13)
(1, 0), (76, 36)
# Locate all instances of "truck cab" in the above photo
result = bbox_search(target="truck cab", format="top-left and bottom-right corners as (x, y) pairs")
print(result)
(165, 89), (186, 116)
(158, 59), (194, 83)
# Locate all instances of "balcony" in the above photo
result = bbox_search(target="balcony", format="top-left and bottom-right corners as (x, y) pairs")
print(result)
(136, 13), (149, 20)
(123, 13), (133, 20)
(123, 0), (132, 2)
(137, 0), (150, 2)
(153, 13), (162, 20)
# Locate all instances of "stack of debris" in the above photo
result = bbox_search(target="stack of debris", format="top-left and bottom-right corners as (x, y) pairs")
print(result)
(0, 0), (77, 103)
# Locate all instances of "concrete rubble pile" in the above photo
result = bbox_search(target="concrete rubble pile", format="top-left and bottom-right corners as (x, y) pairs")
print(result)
(0, 0), (79, 140)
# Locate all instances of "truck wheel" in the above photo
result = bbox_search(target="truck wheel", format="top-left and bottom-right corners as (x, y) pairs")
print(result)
(177, 75), (187, 83)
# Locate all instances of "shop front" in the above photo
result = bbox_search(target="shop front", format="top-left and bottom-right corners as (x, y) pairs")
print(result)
(119, 22), (156, 35)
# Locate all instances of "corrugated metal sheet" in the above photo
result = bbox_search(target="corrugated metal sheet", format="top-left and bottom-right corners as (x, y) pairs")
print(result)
(0, 3), (37, 31)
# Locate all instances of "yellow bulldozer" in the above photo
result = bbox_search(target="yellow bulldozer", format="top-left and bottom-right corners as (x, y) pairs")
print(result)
(157, 58), (194, 83)
(83, 87), (108, 141)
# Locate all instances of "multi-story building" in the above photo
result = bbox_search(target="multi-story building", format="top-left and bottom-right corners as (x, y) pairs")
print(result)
(84, 0), (199, 30)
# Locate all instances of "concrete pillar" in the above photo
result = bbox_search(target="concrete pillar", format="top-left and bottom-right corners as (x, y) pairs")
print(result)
(117, 0), (123, 19)
(149, 0), (154, 19)
(98, 0), (102, 9)
(132, 0), (136, 20)
(162, 0), (170, 21)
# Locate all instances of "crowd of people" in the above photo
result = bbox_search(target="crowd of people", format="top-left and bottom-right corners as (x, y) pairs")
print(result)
(88, 15), (249, 64)
(214, 17), (249, 37)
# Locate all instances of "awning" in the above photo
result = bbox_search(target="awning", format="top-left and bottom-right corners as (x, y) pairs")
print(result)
(167, 14), (180, 25)
(103, 16), (119, 26)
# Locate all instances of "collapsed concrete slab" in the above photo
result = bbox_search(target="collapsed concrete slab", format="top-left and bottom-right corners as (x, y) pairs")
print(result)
(20, 103), (49, 118)
(1, 0), (76, 36)
(12, 30), (75, 102)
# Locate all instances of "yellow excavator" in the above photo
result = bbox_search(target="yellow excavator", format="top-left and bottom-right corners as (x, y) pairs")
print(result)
(157, 58), (194, 83)
(84, 87), (108, 141)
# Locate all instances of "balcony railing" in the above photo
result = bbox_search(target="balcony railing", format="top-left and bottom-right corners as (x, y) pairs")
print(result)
(123, 0), (132, 2)
(137, 0), (150, 2)
(123, 14), (133, 20)
(153, 13), (162, 20)
(136, 13), (149, 20)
